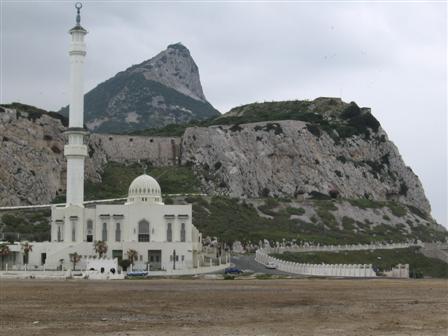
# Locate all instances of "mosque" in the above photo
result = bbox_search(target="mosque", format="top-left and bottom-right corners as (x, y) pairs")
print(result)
(3, 4), (206, 273)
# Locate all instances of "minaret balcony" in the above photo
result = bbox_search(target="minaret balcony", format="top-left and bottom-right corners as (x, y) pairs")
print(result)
(64, 144), (87, 157)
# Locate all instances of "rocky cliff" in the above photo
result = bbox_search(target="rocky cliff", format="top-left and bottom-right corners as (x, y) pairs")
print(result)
(181, 120), (430, 213)
(181, 99), (431, 214)
(60, 43), (220, 133)
(0, 99), (432, 219)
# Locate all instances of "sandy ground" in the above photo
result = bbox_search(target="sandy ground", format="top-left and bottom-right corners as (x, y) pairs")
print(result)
(0, 278), (447, 336)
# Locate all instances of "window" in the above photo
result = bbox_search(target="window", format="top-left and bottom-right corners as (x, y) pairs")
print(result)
(57, 225), (62, 242)
(180, 223), (186, 242)
(167, 223), (172, 242)
(138, 220), (150, 242)
(86, 220), (93, 242)
(72, 222), (76, 242)
(102, 222), (107, 241)
(41, 253), (47, 265)
(115, 223), (121, 242)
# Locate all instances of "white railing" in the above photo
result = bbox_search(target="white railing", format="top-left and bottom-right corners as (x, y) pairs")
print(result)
(255, 248), (377, 277)
(264, 241), (420, 255)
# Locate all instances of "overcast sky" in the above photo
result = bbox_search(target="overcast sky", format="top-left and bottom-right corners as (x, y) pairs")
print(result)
(1, 1), (446, 226)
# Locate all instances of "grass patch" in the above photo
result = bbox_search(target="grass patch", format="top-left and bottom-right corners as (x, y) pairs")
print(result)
(286, 207), (305, 216)
(84, 162), (200, 200)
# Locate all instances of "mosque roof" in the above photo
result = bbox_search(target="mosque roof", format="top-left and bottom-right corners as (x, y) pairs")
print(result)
(128, 174), (162, 198)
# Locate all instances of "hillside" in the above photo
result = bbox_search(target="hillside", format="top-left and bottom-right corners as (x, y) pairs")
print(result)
(60, 43), (220, 133)
(1, 100), (445, 245)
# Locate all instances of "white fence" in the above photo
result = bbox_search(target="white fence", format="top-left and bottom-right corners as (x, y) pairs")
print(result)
(255, 249), (377, 277)
(264, 241), (420, 255)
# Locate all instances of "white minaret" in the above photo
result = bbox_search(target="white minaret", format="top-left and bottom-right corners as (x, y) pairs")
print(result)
(64, 3), (88, 207)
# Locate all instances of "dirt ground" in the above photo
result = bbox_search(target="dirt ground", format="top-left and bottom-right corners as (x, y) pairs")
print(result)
(0, 278), (447, 336)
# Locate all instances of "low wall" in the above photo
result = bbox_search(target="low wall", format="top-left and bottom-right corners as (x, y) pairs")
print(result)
(255, 249), (377, 277)
(265, 242), (420, 255)
(0, 263), (230, 279)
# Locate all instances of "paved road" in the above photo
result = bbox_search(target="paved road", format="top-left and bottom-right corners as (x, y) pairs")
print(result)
(231, 254), (290, 275)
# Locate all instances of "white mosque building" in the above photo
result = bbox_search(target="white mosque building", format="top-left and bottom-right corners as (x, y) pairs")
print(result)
(3, 4), (210, 274)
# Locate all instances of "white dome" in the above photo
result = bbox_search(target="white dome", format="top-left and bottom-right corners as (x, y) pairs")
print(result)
(126, 174), (163, 205)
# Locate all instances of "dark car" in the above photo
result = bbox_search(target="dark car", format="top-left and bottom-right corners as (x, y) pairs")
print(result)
(224, 267), (242, 275)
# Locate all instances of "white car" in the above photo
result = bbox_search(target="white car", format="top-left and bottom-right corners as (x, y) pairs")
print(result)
(265, 261), (277, 269)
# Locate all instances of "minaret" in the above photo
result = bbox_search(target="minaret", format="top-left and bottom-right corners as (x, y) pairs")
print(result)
(64, 3), (88, 207)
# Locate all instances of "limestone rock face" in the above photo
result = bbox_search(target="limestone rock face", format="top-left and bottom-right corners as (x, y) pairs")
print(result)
(0, 107), (66, 206)
(181, 120), (431, 213)
(134, 43), (207, 102)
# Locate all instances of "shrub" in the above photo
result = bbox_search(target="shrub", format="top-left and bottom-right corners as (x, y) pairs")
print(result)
(399, 182), (408, 196)
(306, 124), (321, 137)
(309, 191), (332, 200)
(341, 102), (361, 119)
(286, 207), (305, 216)
(388, 203), (407, 217)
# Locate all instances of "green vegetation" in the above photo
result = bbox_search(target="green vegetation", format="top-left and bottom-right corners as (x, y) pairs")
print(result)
(83, 162), (200, 200)
(348, 198), (408, 217)
(271, 247), (448, 278)
(0, 210), (50, 242)
(187, 196), (446, 245)
(286, 207), (305, 216)
(114, 98), (381, 141)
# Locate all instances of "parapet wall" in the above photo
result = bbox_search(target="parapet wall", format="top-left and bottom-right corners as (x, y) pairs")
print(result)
(90, 134), (181, 166)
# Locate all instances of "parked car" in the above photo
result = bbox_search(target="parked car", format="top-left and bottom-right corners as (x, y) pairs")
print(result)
(224, 267), (242, 275)
(265, 262), (277, 269)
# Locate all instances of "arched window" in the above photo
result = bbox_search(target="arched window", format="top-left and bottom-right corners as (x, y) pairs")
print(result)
(86, 220), (93, 242)
(115, 223), (121, 242)
(102, 222), (107, 241)
(180, 223), (186, 242)
(167, 223), (172, 242)
(138, 220), (150, 242)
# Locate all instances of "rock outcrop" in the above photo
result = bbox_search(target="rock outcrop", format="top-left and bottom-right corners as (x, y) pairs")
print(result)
(181, 102), (431, 214)
(59, 43), (220, 133)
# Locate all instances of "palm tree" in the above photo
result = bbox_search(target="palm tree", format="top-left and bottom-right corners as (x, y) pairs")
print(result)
(94, 240), (108, 258)
(0, 244), (10, 270)
(69, 252), (82, 271)
(21, 242), (33, 265)
(126, 249), (138, 266)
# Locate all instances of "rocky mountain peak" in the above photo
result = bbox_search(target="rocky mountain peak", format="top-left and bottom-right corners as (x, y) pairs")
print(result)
(129, 42), (206, 102)
(60, 43), (219, 133)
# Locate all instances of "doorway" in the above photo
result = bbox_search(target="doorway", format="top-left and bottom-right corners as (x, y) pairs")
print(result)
(148, 250), (161, 270)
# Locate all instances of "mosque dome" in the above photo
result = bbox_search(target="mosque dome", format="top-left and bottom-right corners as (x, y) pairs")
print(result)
(126, 174), (163, 205)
